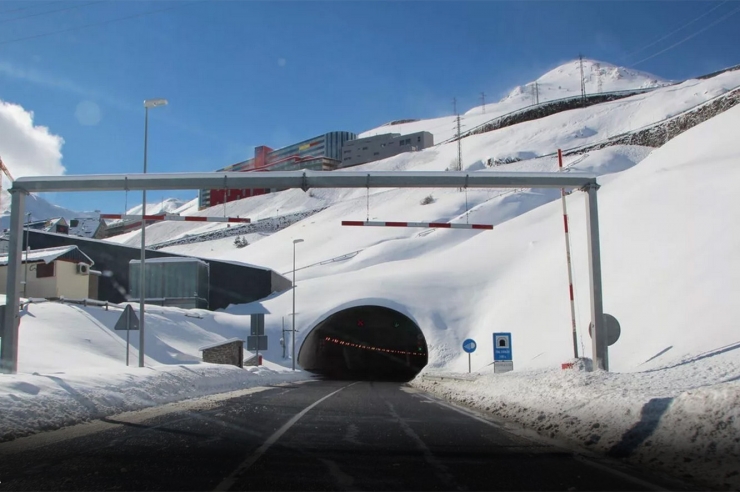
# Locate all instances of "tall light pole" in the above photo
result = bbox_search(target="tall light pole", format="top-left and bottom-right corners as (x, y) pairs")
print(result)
(292, 238), (304, 371)
(139, 98), (167, 368)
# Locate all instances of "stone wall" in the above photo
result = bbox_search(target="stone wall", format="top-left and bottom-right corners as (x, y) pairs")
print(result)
(202, 341), (244, 368)
(564, 87), (740, 157)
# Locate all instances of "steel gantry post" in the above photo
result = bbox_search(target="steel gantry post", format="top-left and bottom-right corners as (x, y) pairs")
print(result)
(584, 182), (608, 371)
(1, 190), (26, 373)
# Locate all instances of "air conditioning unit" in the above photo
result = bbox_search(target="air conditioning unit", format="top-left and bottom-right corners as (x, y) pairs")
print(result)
(76, 263), (90, 275)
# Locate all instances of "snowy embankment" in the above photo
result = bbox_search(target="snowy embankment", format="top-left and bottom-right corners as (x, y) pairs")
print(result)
(0, 300), (304, 442)
(414, 355), (740, 491)
(0, 364), (302, 443)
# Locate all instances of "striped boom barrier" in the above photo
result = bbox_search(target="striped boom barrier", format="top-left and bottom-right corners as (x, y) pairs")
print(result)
(558, 148), (579, 359)
(342, 220), (492, 230)
(100, 214), (250, 224)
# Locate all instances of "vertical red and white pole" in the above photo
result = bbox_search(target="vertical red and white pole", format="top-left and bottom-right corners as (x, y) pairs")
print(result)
(559, 149), (579, 358)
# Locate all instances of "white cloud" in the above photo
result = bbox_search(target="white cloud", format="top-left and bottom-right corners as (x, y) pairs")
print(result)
(0, 99), (65, 179)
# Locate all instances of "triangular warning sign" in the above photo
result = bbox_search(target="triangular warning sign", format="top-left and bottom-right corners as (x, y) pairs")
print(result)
(114, 305), (140, 331)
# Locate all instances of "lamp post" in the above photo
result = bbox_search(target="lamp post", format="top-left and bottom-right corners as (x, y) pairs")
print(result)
(292, 238), (304, 371)
(139, 98), (167, 368)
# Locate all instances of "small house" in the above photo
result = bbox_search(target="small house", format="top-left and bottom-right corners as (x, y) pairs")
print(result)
(199, 338), (245, 368)
(0, 245), (94, 299)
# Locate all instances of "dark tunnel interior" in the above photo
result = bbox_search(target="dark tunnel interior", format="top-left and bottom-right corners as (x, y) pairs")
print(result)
(298, 306), (428, 381)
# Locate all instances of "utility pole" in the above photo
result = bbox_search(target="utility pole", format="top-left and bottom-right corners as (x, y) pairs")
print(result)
(480, 92), (486, 113)
(579, 54), (586, 108)
(456, 115), (463, 172)
(535, 81), (540, 105)
(452, 97), (457, 116)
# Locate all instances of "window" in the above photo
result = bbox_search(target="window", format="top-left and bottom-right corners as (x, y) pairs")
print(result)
(417, 136), (421, 142)
(36, 262), (55, 278)
(70, 219), (79, 227)
(344, 157), (351, 161)
(362, 147), (368, 150)
(373, 152), (379, 156)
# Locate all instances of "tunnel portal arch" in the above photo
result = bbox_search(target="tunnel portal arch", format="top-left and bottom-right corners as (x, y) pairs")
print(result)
(298, 305), (428, 381)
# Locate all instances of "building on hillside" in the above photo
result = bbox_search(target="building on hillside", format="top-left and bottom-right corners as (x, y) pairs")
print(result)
(25, 230), (292, 310)
(129, 257), (210, 309)
(0, 245), (94, 299)
(199, 131), (356, 209)
(340, 131), (434, 167)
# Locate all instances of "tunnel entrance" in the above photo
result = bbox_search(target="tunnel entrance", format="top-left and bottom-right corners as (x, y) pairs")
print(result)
(298, 306), (428, 381)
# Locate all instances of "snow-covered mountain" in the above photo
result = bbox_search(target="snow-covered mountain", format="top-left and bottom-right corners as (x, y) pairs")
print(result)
(0, 192), (94, 231)
(125, 197), (188, 216)
(360, 59), (670, 142)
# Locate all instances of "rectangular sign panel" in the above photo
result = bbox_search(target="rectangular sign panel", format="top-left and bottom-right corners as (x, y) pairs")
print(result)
(250, 314), (265, 336)
(247, 335), (268, 351)
(493, 361), (514, 373)
(493, 332), (512, 361)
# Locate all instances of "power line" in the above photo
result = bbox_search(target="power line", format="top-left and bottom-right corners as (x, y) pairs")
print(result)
(621, 1), (728, 62)
(0, 1), (206, 47)
(632, 4), (740, 67)
(0, 2), (102, 26)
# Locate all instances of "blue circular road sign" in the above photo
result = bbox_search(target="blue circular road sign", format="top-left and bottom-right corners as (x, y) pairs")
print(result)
(462, 339), (477, 353)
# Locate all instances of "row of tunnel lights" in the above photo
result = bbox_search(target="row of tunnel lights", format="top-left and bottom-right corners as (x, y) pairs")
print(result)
(324, 337), (426, 356)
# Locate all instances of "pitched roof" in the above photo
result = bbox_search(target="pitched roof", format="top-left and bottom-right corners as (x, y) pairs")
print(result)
(0, 245), (93, 267)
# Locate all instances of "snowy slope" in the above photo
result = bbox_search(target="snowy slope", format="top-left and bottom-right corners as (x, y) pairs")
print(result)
(10, 300), (286, 373)
(116, 69), (739, 252)
(359, 59), (670, 142)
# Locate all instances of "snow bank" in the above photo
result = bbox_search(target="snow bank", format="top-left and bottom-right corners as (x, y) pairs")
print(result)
(0, 300), (305, 441)
(0, 364), (304, 442)
(413, 350), (740, 490)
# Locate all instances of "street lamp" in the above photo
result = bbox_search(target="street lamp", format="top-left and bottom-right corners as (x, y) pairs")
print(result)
(292, 238), (304, 371)
(139, 98), (168, 368)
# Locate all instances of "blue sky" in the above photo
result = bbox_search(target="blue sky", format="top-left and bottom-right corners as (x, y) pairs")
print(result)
(0, 0), (738, 212)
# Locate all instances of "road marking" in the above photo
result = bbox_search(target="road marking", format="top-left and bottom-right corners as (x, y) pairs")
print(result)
(214, 382), (358, 491)
(385, 400), (464, 491)
(0, 385), (275, 455)
(417, 391), (668, 491)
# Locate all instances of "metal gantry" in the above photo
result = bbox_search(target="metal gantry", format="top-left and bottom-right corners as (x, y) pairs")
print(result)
(0, 170), (608, 373)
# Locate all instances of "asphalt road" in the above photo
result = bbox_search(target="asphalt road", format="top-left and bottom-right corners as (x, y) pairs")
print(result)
(0, 379), (683, 491)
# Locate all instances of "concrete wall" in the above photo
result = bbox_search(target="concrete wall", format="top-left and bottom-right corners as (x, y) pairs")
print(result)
(0, 260), (89, 299)
(340, 131), (434, 167)
(202, 341), (244, 368)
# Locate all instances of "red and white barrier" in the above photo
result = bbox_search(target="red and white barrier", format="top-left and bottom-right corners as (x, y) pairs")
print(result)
(558, 149), (579, 358)
(100, 214), (250, 224)
(342, 220), (493, 230)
